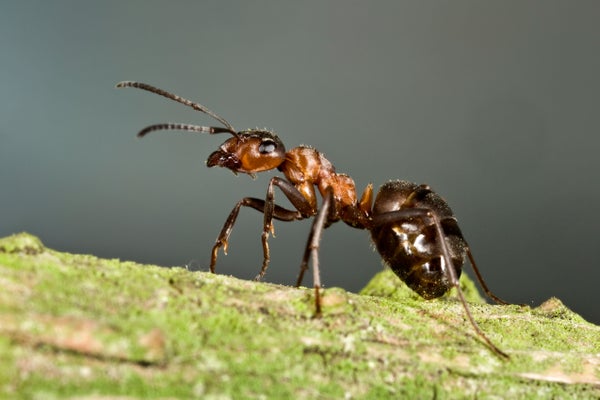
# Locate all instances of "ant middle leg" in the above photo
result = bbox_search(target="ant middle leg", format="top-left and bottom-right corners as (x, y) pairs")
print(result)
(296, 188), (336, 288)
(296, 187), (335, 316)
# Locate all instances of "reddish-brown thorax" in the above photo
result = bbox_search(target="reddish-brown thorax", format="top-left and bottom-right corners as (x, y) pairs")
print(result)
(279, 146), (373, 227)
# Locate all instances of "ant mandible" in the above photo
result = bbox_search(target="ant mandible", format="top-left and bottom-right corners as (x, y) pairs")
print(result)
(117, 81), (511, 358)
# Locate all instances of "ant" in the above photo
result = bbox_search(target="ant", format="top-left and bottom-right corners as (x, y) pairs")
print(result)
(117, 81), (511, 358)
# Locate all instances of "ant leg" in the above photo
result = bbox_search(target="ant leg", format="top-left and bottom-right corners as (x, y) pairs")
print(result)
(210, 197), (306, 274)
(256, 177), (315, 280)
(297, 187), (334, 316)
(371, 208), (509, 359)
(296, 188), (336, 288)
(211, 198), (271, 273)
(465, 249), (510, 305)
(438, 217), (511, 306)
(429, 212), (509, 359)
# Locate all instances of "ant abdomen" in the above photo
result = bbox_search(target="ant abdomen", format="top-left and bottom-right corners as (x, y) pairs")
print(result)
(370, 180), (468, 300)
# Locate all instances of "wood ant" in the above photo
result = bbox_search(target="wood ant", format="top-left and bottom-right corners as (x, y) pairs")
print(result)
(117, 81), (511, 358)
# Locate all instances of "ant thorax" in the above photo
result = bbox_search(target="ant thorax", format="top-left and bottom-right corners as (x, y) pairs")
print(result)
(279, 146), (359, 219)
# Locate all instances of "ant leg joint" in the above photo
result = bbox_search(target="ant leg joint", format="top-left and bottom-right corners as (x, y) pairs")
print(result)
(254, 230), (271, 281)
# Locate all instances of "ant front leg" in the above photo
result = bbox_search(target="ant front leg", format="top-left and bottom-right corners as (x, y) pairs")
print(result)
(209, 177), (314, 280)
(257, 177), (315, 280)
(210, 197), (271, 273)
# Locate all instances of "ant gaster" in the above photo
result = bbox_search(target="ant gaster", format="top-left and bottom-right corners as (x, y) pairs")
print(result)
(117, 81), (511, 358)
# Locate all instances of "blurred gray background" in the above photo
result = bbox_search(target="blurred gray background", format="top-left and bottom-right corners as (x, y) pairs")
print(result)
(2, 2), (599, 324)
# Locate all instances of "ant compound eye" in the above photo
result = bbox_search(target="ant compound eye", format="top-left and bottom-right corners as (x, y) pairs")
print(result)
(258, 139), (277, 154)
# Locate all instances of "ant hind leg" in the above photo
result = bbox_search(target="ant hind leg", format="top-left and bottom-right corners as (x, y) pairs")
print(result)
(430, 212), (510, 359)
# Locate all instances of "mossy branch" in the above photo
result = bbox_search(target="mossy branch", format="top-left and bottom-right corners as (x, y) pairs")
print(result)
(1, 233), (599, 398)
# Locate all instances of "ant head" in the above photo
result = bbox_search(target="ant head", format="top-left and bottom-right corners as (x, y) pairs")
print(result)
(207, 130), (286, 174)
(116, 81), (286, 176)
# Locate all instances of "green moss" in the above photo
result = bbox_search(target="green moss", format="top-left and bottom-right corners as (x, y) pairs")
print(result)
(359, 267), (486, 304)
(0, 232), (45, 254)
(1, 232), (599, 398)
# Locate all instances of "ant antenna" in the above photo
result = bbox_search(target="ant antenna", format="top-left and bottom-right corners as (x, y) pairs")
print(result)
(116, 81), (237, 135)
(135, 123), (235, 138)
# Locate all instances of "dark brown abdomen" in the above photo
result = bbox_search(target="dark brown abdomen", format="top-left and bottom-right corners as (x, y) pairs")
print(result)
(370, 180), (467, 299)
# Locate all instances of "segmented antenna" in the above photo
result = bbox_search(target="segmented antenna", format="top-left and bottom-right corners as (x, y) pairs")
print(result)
(136, 123), (235, 138)
(116, 81), (237, 134)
